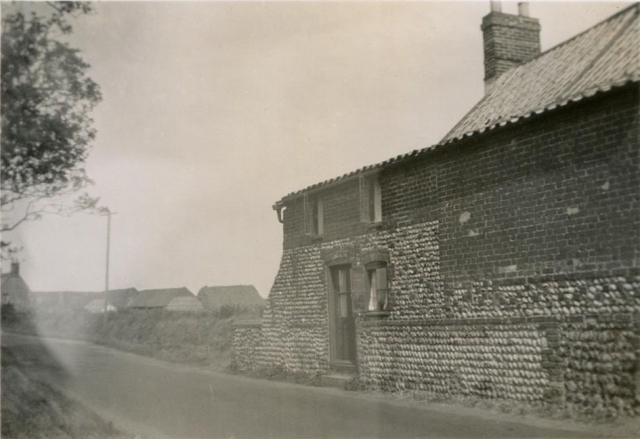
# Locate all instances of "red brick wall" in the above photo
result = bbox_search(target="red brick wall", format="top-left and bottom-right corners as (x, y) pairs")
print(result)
(481, 11), (541, 81)
(379, 86), (639, 287)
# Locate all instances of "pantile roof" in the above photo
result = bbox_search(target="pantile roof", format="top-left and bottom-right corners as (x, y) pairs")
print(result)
(165, 296), (205, 312)
(127, 287), (194, 308)
(101, 288), (139, 309)
(197, 285), (265, 310)
(442, 3), (639, 143)
(275, 3), (639, 205)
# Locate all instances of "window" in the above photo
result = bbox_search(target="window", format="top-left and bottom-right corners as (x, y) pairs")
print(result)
(359, 174), (382, 224)
(304, 194), (323, 236)
(368, 177), (382, 223)
(313, 198), (323, 235)
(366, 262), (388, 311)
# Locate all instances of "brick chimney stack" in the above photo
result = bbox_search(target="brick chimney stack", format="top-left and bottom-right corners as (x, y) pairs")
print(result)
(11, 262), (19, 275)
(481, 1), (541, 94)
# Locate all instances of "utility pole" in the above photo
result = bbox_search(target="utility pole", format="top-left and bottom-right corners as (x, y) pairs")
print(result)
(103, 211), (117, 321)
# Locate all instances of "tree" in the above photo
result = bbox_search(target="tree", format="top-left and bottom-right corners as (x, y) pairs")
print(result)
(1, 2), (104, 253)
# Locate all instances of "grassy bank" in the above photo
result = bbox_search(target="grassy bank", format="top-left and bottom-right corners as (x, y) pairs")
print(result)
(1, 341), (133, 439)
(2, 305), (256, 371)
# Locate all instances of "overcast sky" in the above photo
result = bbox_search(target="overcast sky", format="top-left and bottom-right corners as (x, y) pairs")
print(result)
(6, 1), (631, 297)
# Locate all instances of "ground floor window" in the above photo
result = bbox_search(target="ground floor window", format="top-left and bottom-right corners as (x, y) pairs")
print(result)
(366, 262), (388, 311)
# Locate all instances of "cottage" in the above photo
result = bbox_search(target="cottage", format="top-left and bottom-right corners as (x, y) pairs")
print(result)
(234, 3), (640, 415)
(104, 287), (140, 309)
(83, 288), (139, 313)
(84, 299), (118, 314)
(1, 263), (31, 311)
(127, 287), (202, 311)
(198, 285), (265, 311)
(165, 295), (205, 312)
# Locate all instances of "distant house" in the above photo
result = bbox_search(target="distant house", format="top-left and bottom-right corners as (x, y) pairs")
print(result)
(1, 263), (31, 311)
(84, 299), (118, 314)
(105, 287), (139, 309)
(197, 285), (265, 311)
(83, 288), (139, 314)
(165, 295), (204, 312)
(127, 287), (202, 311)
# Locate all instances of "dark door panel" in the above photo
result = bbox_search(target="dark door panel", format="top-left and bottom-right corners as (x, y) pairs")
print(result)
(330, 266), (357, 365)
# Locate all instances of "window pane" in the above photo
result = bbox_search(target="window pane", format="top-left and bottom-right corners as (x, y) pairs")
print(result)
(377, 267), (387, 289)
(338, 269), (347, 292)
(368, 182), (375, 222)
(368, 270), (377, 311)
(373, 179), (382, 222)
(339, 294), (348, 317)
(317, 199), (323, 235)
(331, 269), (339, 292)
(312, 201), (318, 234)
(376, 289), (387, 311)
(364, 266), (389, 311)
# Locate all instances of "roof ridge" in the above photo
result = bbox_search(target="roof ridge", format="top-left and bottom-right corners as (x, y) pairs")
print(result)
(517, 2), (638, 70)
(557, 5), (638, 99)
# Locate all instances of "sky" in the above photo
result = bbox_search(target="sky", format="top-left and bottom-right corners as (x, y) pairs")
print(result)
(4, 1), (632, 298)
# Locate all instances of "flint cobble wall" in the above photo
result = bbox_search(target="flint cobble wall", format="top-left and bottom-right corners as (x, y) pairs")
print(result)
(232, 323), (262, 370)
(358, 320), (551, 402)
(561, 314), (639, 416)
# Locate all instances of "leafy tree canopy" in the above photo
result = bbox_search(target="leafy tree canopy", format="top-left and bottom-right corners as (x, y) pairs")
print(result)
(1, 2), (104, 246)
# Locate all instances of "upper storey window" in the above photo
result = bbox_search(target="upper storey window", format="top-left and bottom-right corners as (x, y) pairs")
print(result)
(360, 174), (382, 224)
(369, 177), (382, 223)
(313, 197), (323, 236)
(304, 194), (323, 236)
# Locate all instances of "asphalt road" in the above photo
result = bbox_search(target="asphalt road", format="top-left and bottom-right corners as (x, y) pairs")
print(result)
(2, 332), (598, 439)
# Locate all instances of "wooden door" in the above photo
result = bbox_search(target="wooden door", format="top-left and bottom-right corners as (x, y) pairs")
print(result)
(330, 266), (357, 365)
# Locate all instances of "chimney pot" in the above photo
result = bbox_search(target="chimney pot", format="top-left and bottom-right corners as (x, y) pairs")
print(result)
(518, 2), (530, 17)
(490, 1), (502, 13)
(10, 262), (19, 275)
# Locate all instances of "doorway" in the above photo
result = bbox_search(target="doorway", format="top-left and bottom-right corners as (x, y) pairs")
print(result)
(329, 265), (357, 369)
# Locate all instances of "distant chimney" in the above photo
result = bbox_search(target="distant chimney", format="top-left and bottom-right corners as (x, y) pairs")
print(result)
(11, 262), (19, 275)
(481, 1), (541, 93)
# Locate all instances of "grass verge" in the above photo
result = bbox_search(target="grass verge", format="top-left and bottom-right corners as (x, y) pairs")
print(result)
(2, 306), (246, 371)
(1, 343), (134, 439)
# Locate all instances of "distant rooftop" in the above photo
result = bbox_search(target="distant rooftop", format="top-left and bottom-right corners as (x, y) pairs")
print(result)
(198, 285), (264, 310)
(442, 3), (639, 143)
(128, 287), (194, 308)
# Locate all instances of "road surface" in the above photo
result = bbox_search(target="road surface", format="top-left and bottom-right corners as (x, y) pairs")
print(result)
(2, 332), (600, 439)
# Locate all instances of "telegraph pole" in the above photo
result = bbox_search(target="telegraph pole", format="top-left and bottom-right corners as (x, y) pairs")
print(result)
(103, 211), (117, 320)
